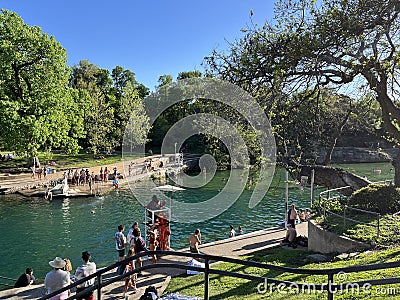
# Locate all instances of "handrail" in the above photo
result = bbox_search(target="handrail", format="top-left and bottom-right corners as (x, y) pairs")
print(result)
(40, 250), (400, 300)
(318, 185), (381, 238)
(0, 275), (17, 281)
(0, 275), (16, 287)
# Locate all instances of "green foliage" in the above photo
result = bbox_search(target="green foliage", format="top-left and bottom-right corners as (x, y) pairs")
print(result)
(70, 61), (150, 155)
(349, 184), (400, 214)
(157, 74), (173, 88)
(205, 0), (399, 170)
(0, 9), (82, 156)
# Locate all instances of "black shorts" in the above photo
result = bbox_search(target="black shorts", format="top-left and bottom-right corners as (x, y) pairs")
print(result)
(117, 249), (125, 257)
(190, 246), (199, 254)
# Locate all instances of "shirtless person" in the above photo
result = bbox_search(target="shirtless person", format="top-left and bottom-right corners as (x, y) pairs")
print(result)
(189, 229), (202, 253)
(285, 224), (297, 248)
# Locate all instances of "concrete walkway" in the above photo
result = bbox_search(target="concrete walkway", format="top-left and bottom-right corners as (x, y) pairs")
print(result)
(0, 222), (308, 299)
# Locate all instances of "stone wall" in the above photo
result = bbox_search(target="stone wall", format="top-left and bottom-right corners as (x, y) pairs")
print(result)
(308, 220), (371, 254)
(317, 147), (394, 164)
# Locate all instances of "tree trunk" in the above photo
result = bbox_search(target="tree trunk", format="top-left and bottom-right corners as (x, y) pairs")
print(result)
(392, 150), (400, 187)
(322, 138), (338, 166)
(27, 156), (40, 168)
(322, 110), (351, 165)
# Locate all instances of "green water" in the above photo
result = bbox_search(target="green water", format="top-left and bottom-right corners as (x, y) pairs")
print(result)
(0, 164), (393, 284)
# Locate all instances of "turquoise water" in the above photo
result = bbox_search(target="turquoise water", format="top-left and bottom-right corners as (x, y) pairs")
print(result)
(0, 165), (393, 284)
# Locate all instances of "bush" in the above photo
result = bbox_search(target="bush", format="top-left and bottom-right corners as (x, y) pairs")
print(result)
(349, 184), (400, 214)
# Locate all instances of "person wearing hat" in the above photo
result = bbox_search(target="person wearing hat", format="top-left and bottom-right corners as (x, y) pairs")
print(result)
(44, 257), (71, 299)
(74, 251), (97, 300)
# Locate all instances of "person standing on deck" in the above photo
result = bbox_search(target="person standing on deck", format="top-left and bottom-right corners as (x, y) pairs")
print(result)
(288, 204), (298, 229)
(115, 225), (126, 262)
(189, 229), (202, 253)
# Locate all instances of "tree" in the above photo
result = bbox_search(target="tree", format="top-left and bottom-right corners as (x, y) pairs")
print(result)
(111, 65), (149, 100)
(177, 71), (203, 81)
(157, 74), (173, 88)
(70, 60), (115, 154)
(0, 10), (83, 158)
(206, 0), (400, 185)
(110, 66), (150, 147)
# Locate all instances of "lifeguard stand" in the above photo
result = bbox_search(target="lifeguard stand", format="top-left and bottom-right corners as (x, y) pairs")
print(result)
(144, 205), (171, 251)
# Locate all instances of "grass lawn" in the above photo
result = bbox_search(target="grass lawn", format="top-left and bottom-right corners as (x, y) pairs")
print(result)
(165, 210), (400, 299)
(164, 247), (400, 299)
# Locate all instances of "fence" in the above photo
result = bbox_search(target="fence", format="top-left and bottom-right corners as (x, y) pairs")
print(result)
(318, 186), (380, 239)
(0, 275), (16, 288)
(39, 250), (400, 300)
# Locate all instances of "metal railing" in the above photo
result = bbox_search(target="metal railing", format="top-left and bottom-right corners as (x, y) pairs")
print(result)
(319, 186), (380, 239)
(40, 250), (400, 300)
(0, 275), (16, 287)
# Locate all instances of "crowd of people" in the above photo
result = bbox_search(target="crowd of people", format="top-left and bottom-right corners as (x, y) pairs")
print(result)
(114, 221), (159, 297)
(14, 252), (97, 300)
(12, 196), (311, 298)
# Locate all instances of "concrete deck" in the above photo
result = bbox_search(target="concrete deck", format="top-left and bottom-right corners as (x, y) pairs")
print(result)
(0, 222), (308, 299)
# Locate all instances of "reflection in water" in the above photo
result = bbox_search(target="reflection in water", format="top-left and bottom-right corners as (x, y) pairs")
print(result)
(62, 198), (71, 241)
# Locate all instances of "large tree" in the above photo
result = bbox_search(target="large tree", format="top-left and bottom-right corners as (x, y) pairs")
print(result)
(70, 60), (115, 154)
(206, 0), (400, 185)
(0, 10), (83, 157)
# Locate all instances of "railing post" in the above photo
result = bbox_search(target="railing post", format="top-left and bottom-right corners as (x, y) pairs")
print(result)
(327, 273), (334, 300)
(204, 257), (210, 300)
(377, 213), (380, 239)
(97, 273), (102, 300)
(343, 206), (346, 227)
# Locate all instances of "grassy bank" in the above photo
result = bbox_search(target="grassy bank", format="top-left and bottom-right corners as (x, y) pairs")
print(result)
(164, 247), (400, 299)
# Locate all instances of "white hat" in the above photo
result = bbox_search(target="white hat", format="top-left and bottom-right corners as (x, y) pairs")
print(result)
(49, 257), (66, 269)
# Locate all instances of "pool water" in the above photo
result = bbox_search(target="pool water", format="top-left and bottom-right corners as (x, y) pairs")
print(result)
(0, 164), (393, 283)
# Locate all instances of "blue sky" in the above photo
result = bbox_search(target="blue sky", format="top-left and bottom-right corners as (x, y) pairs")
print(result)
(1, 0), (275, 90)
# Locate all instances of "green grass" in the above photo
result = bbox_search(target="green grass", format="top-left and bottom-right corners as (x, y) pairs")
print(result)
(165, 247), (400, 299)
(314, 213), (400, 248)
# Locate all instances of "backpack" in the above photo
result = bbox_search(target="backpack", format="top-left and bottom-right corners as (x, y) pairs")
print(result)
(134, 236), (148, 253)
(296, 235), (308, 247)
(116, 262), (126, 275)
(139, 285), (158, 300)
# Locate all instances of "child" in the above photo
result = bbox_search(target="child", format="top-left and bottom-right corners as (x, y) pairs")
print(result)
(112, 176), (119, 190)
(123, 249), (137, 297)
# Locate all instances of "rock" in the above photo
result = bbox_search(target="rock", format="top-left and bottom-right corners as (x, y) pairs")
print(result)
(335, 253), (349, 260)
(306, 254), (330, 263)
(348, 252), (359, 258)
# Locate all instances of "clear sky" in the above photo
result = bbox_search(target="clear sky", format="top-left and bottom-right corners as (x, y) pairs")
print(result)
(1, 0), (275, 90)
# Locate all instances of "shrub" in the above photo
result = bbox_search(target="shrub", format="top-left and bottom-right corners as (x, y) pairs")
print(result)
(349, 184), (400, 214)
